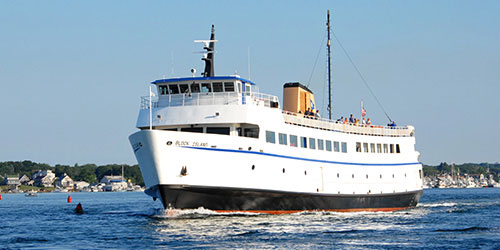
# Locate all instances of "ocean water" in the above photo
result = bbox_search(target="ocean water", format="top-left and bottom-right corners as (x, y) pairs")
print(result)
(1, 188), (500, 250)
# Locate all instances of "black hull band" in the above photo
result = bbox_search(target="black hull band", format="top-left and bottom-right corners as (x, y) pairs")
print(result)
(155, 185), (423, 213)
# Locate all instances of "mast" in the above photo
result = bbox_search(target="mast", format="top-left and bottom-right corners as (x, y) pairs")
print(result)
(202, 25), (216, 77)
(327, 10), (332, 120)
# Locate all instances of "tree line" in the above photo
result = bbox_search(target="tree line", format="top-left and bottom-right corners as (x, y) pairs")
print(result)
(0, 161), (144, 186)
(423, 162), (500, 181)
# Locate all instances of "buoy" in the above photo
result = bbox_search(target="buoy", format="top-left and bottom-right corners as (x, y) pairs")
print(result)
(0, 194), (2, 200)
(75, 203), (83, 214)
(67, 195), (72, 203)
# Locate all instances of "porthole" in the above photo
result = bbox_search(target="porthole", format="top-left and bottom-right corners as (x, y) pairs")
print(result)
(380, 174), (382, 179)
(366, 174), (369, 179)
(304, 170), (307, 175)
(282, 168), (285, 173)
(337, 173), (339, 178)
(352, 174), (355, 178)
(251, 165), (255, 170)
(392, 174), (395, 178)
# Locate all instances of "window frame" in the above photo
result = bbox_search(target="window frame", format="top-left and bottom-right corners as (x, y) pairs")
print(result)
(265, 131), (276, 144)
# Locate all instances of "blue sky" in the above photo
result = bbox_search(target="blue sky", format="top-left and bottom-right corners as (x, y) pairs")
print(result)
(1, 0), (499, 166)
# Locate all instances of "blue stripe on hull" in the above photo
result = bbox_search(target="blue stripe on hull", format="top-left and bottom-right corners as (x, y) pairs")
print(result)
(183, 146), (420, 167)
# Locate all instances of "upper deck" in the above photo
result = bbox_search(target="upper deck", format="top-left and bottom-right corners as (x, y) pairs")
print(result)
(140, 76), (414, 138)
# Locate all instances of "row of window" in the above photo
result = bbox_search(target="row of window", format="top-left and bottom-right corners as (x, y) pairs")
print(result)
(356, 142), (401, 154)
(266, 131), (348, 153)
(159, 82), (238, 95)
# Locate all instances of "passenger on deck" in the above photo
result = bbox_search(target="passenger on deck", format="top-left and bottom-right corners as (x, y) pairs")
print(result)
(305, 108), (311, 117)
(349, 114), (354, 124)
(367, 118), (372, 126)
(315, 110), (321, 119)
(338, 116), (344, 123)
(362, 118), (367, 126)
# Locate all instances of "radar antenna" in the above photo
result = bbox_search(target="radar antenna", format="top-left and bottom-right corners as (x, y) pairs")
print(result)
(194, 25), (217, 77)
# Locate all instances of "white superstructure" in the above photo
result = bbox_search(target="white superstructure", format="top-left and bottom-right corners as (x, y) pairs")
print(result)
(129, 25), (423, 213)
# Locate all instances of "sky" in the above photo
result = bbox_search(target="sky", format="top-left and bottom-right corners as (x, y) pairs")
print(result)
(1, 0), (499, 166)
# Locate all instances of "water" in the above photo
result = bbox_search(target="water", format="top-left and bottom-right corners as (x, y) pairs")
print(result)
(1, 188), (500, 249)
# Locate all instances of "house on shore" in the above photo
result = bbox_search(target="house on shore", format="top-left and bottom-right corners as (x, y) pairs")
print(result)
(32, 170), (56, 187)
(74, 181), (90, 191)
(100, 175), (127, 191)
(19, 174), (31, 185)
(2, 175), (21, 189)
(56, 173), (74, 190)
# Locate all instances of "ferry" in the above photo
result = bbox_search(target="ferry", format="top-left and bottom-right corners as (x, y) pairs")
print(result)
(129, 21), (423, 214)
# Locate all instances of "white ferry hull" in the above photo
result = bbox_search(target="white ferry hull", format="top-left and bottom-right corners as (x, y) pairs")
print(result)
(130, 129), (423, 213)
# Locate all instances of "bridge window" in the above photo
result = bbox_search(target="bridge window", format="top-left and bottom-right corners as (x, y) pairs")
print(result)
(383, 144), (388, 153)
(370, 143), (376, 153)
(278, 133), (287, 145)
(325, 140), (332, 151)
(390, 144), (395, 153)
(190, 83), (200, 93)
(309, 138), (316, 149)
(201, 83), (212, 93)
(159, 86), (168, 95)
(396, 144), (401, 153)
(266, 131), (276, 143)
(377, 144), (382, 153)
(213, 82), (223, 92)
(179, 84), (189, 94)
(168, 84), (180, 94)
(207, 127), (230, 135)
(224, 82), (235, 92)
(290, 135), (298, 147)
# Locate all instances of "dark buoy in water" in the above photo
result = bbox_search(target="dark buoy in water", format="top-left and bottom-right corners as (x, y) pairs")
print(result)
(67, 195), (72, 203)
(75, 203), (83, 214)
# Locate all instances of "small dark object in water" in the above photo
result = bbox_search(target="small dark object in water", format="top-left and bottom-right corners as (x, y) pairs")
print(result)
(75, 203), (84, 214)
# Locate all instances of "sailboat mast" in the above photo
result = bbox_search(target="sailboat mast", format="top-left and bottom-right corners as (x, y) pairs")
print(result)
(327, 10), (332, 120)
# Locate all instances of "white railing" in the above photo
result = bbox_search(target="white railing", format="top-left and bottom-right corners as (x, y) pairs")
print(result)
(282, 111), (414, 137)
(140, 92), (279, 109)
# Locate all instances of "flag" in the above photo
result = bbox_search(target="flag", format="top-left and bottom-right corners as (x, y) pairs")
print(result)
(361, 100), (366, 117)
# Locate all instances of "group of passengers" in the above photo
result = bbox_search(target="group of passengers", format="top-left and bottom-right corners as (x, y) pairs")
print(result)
(337, 114), (372, 126)
(300, 108), (321, 119)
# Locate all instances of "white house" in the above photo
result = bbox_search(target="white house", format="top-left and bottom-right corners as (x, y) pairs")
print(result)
(73, 181), (90, 191)
(2, 175), (20, 186)
(32, 170), (56, 187)
(56, 173), (74, 190)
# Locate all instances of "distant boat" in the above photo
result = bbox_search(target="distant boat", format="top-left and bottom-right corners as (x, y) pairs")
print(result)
(25, 192), (39, 197)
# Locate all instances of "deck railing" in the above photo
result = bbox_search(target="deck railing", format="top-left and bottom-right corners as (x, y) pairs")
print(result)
(282, 111), (414, 137)
(141, 91), (279, 109)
